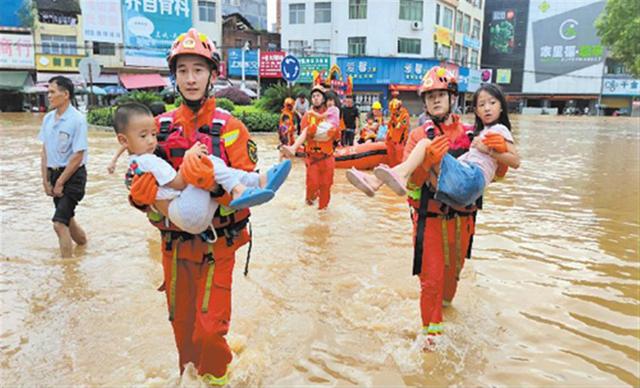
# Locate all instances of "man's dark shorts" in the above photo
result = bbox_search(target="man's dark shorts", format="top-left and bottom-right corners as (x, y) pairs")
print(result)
(48, 165), (87, 226)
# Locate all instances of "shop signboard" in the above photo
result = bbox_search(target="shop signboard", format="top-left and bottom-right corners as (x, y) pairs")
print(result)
(36, 54), (84, 72)
(523, 0), (606, 93)
(122, 0), (192, 67)
(259, 51), (285, 78)
(0, 33), (34, 68)
(81, 0), (123, 44)
(602, 78), (640, 96)
(298, 56), (330, 83)
(227, 48), (258, 77)
(338, 57), (442, 86)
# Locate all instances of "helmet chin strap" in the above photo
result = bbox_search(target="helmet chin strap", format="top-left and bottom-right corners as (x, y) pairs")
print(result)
(428, 92), (454, 129)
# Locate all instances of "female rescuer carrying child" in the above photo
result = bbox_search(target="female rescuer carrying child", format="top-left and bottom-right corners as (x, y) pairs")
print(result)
(346, 66), (514, 349)
(125, 28), (292, 386)
(280, 84), (340, 210)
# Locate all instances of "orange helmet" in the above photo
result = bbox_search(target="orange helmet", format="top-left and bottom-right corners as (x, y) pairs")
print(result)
(284, 97), (295, 107)
(389, 98), (402, 111)
(310, 84), (326, 98)
(167, 28), (219, 73)
(418, 66), (458, 97)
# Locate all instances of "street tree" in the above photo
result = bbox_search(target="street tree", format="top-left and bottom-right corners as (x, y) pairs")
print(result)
(596, 0), (640, 77)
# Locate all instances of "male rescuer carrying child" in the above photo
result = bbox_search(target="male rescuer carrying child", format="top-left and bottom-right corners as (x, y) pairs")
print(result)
(127, 28), (285, 386)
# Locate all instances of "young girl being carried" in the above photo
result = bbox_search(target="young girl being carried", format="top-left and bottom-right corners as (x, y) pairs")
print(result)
(348, 83), (520, 208)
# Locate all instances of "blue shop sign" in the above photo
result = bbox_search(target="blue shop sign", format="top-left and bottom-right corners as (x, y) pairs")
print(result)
(458, 67), (470, 93)
(463, 36), (481, 51)
(227, 48), (258, 77)
(337, 57), (441, 86)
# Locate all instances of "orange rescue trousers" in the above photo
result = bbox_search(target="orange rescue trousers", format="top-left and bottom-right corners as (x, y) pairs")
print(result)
(385, 141), (405, 168)
(412, 208), (474, 330)
(304, 154), (335, 209)
(160, 229), (249, 380)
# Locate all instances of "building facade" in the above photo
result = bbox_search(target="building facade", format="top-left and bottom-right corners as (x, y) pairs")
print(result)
(222, 0), (268, 31)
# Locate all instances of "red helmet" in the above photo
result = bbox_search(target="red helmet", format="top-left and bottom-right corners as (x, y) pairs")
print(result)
(167, 28), (219, 73)
(418, 66), (458, 97)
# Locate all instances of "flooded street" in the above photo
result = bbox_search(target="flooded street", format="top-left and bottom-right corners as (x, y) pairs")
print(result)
(1, 113), (638, 386)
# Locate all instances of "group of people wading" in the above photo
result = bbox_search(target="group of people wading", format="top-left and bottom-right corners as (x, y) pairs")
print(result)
(39, 27), (519, 386)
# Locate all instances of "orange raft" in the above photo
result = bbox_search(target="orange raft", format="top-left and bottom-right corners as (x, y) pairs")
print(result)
(294, 141), (389, 170)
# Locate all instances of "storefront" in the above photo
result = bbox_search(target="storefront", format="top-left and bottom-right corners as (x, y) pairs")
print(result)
(337, 56), (470, 116)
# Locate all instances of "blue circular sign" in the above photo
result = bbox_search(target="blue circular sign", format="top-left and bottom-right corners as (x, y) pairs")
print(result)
(281, 55), (300, 82)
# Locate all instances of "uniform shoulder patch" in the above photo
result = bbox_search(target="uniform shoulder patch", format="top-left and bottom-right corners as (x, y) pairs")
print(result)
(247, 139), (258, 164)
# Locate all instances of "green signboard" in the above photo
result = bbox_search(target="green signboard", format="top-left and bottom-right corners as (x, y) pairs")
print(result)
(298, 56), (330, 83)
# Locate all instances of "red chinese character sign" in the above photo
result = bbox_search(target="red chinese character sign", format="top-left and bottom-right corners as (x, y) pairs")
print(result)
(259, 51), (285, 78)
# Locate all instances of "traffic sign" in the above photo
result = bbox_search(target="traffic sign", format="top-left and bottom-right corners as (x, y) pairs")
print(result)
(281, 55), (300, 82)
(78, 57), (101, 82)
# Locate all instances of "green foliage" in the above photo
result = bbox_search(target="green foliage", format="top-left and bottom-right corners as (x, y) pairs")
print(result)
(87, 106), (115, 127)
(115, 91), (163, 108)
(255, 83), (309, 113)
(215, 97), (236, 112)
(232, 110), (279, 132)
(596, 0), (640, 77)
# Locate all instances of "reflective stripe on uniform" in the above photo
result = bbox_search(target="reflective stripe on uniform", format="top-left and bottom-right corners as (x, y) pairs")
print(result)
(169, 237), (179, 321)
(202, 371), (229, 386)
(441, 220), (450, 267)
(455, 216), (462, 278)
(201, 244), (215, 313)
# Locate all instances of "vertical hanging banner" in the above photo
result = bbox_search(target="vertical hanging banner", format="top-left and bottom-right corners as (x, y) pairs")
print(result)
(123, 0), (192, 67)
(81, 0), (123, 44)
(259, 51), (285, 78)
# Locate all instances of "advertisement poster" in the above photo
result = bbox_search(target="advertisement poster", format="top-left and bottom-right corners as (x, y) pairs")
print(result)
(0, 33), (34, 68)
(81, 0), (123, 44)
(496, 68), (512, 84)
(530, 1), (605, 83)
(123, 0), (192, 67)
(489, 9), (516, 54)
(227, 49), (258, 77)
(259, 51), (285, 78)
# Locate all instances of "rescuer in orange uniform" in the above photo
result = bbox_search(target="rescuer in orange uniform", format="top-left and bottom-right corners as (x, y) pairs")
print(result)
(280, 84), (340, 209)
(385, 98), (410, 167)
(128, 28), (262, 386)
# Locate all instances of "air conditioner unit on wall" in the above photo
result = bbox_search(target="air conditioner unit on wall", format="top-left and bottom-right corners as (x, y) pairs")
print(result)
(411, 21), (423, 30)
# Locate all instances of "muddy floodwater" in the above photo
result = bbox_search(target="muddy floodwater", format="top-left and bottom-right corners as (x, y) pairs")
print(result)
(1, 113), (638, 386)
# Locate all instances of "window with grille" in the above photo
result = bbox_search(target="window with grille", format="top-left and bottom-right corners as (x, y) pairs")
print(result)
(349, 0), (367, 19)
(198, 1), (216, 22)
(348, 37), (366, 56)
(315, 2), (331, 23)
(289, 3), (305, 24)
(472, 19), (481, 39)
(314, 39), (330, 54)
(442, 7), (453, 29)
(456, 10), (463, 32)
(399, 0), (423, 21)
(463, 14), (471, 35)
(93, 41), (115, 56)
(41, 34), (77, 55)
(289, 40), (305, 56)
(398, 38), (421, 54)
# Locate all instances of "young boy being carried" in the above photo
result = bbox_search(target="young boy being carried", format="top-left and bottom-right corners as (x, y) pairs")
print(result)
(113, 103), (291, 234)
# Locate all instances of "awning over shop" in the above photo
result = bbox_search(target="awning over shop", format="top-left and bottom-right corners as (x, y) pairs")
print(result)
(37, 72), (85, 86)
(119, 73), (167, 89)
(0, 71), (30, 91)
(93, 74), (119, 84)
